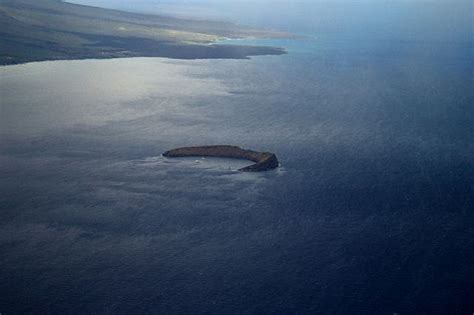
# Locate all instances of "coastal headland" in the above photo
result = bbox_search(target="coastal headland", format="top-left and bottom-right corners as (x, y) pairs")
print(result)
(163, 145), (279, 172)
(0, 0), (290, 65)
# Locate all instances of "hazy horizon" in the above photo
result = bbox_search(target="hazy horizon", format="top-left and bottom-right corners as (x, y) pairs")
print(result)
(66, 0), (473, 42)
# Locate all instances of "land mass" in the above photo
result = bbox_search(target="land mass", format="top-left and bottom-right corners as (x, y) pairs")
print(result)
(163, 145), (279, 172)
(0, 0), (290, 65)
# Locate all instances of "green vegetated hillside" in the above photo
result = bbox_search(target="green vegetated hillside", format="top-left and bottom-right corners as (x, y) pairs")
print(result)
(0, 0), (289, 64)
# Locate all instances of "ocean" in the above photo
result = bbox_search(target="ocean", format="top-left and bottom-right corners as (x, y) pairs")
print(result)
(1, 1), (473, 313)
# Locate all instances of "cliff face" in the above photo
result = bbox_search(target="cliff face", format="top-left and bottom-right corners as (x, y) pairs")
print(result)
(163, 145), (279, 172)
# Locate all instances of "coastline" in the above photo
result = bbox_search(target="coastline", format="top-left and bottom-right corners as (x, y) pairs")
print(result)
(0, 0), (291, 66)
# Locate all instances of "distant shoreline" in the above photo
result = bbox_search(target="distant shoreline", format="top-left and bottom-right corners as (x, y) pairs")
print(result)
(0, 0), (290, 66)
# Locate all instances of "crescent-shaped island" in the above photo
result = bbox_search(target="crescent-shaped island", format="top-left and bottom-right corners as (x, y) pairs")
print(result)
(163, 145), (279, 172)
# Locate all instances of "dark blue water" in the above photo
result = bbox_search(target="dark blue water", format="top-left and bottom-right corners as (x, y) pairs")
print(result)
(1, 1), (473, 314)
